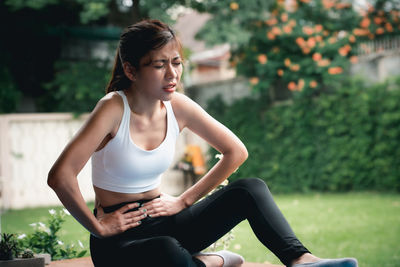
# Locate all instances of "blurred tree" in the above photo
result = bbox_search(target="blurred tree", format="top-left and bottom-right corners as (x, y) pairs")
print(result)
(186, 0), (400, 100)
(0, 0), (188, 112)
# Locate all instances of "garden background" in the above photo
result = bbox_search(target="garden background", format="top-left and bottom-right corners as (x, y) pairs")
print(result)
(1, 0), (400, 266)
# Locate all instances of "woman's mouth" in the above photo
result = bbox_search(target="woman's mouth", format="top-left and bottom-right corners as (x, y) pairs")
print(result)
(163, 83), (176, 93)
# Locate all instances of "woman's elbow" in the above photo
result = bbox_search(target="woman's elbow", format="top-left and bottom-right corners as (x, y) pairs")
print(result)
(47, 167), (68, 190)
(236, 143), (248, 164)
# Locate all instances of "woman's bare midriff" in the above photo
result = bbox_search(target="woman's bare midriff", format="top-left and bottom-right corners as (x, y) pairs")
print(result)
(94, 186), (161, 207)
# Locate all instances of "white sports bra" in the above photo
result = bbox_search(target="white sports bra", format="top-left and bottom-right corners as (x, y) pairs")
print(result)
(91, 90), (180, 193)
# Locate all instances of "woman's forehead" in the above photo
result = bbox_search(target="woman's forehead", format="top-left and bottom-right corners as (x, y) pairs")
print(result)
(149, 42), (181, 59)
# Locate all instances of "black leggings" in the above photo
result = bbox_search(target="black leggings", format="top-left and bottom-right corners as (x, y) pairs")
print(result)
(90, 178), (310, 267)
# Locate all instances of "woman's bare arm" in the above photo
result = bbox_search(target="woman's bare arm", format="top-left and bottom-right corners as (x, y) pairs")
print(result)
(47, 93), (143, 237)
(172, 92), (248, 207)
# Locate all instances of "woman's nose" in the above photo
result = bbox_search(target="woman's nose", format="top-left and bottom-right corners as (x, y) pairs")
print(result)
(165, 63), (177, 79)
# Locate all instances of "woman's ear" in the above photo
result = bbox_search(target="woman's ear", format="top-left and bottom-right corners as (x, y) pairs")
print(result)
(122, 62), (136, 81)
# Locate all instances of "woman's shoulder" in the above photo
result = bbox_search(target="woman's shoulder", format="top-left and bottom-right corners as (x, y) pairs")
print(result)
(170, 92), (208, 129)
(94, 91), (124, 115)
(87, 91), (125, 136)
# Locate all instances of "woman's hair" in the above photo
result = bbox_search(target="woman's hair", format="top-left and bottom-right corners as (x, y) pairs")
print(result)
(106, 19), (182, 93)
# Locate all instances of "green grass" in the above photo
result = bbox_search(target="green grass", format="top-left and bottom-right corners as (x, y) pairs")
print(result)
(2, 193), (400, 266)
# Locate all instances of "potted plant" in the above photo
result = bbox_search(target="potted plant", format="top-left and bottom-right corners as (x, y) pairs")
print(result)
(0, 233), (44, 267)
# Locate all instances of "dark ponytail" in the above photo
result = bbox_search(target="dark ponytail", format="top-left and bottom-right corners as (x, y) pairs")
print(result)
(105, 49), (132, 93)
(105, 19), (182, 94)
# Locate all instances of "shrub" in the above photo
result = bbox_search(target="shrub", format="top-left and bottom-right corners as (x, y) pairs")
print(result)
(207, 76), (400, 192)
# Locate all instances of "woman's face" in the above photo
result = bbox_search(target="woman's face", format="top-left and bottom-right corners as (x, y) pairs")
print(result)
(133, 41), (183, 101)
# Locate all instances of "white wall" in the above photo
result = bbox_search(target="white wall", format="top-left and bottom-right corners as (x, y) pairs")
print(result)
(0, 113), (207, 210)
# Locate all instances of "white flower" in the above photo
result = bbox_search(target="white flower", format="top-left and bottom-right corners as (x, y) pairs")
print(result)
(38, 222), (46, 228)
(48, 209), (56, 215)
(78, 240), (84, 248)
(57, 240), (64, 245)
(18, 234), (27, 239)
(215, 154), (223, 160)
(29, 223), (37, 227)
(63, 208), (71, 215)
(234, 244), (241, 250)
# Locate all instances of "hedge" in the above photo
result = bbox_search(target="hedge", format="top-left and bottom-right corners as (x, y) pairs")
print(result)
(206, 77), (400, 192)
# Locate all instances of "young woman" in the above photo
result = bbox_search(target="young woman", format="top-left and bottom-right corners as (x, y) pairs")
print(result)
(47, 19), (358, 267)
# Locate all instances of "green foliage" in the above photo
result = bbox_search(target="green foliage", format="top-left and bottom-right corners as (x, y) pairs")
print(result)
(207, 76), (400, 192)
(41, 59), (110, 114)
(18, 209), (87, 260)
(0, 233), (19, 260)
(191, 0), (400, 98)
(0, 66), (20, 114)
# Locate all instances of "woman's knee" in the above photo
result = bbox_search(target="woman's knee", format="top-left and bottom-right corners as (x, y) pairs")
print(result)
(231, 177), (267, 191)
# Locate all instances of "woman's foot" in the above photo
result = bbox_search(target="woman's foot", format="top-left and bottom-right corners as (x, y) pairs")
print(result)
(292, 253), (321, 265)
(292, 253), (358, 267)
(194, 250), (244, 267)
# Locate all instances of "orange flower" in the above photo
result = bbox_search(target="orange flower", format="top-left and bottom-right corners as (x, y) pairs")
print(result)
(257, 54), (268, 64)
(323, 30), (330, 36)
(376, 27), (384, 35)
(277, 69), (284, 76)
(328, 67), (343, 75)
(310, 80), (318, 88)
(353, 28), (369, 36)
(307, 37), (316, 48)
(315, 24), (323, 32)
(230, 2), (239, 10)
(289, 19), (297, 27)
(290, 64), (300, 71)
(302, 47), (311, 54)
(329, 36), (337, 44)
(267, 32), (276, 40)
(350, 56), (358, 64)
(266, 17), (278, 26)
(318, 58), (331, 67)
(349, 35), (356, 43)
(303, 26), (314, 35)
(336, 2), (350, 9)
(249, 77), (259, 85)
(360, 17), (370, 28)
(298, 79), (305, 91)
(312, 53), (322, 61)
(284, 58), (291, 67)
(322, 0), (335, 9)
(300, 0), (311, 3)
(385, 23), (393, 32)
(315, 35), (323, 42)
(288, 81), (297, 91)
(271, 26), (282, 35)
(281, 13), (288, 22)
(339, 47), (348, 56)
(374, 17), (383, 25)
(283, 25), (293, 34)
(296, 37), (306, 47)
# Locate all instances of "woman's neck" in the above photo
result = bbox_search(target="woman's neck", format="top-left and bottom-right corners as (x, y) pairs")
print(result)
(124, 88), (163, 120)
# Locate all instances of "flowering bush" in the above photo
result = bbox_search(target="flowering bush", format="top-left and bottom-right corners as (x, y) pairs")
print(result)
(17, 208), (86, 260)
(193, 0), (400, 98)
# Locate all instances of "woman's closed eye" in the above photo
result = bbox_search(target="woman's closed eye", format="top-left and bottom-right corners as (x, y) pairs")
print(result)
(154, 62), (182, 69)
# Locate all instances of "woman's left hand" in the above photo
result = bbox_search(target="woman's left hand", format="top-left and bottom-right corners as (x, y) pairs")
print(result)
(141, 193), (187, 218)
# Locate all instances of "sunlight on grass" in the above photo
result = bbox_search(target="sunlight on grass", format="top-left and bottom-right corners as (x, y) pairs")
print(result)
(2, 194), (399, 266)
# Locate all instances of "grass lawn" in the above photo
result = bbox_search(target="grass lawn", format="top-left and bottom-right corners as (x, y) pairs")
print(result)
(2, 193), (399, 266)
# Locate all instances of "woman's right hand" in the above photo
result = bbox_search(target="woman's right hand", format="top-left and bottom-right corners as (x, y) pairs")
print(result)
(95, 202), (147, 238)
